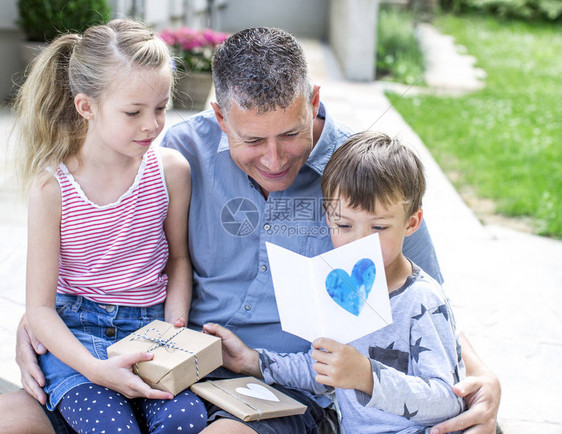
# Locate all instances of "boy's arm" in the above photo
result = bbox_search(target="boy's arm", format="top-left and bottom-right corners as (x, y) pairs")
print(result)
(258, 347), (330, 395)
(359, 300), (464, 425)
(160, 148), (192, 326)
(312, 304), (464, 424)
(430, 333), (501, 434)
(202, 323), (330, 395)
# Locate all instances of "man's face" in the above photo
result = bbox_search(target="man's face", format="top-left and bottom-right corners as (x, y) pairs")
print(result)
(212, 86), (320, 197)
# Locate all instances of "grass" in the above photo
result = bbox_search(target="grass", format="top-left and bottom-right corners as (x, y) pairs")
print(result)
(376, 7), (425, 85)
(388, 14), (562, 237)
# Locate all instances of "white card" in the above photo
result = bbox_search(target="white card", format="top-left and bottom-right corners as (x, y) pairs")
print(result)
(235, 383), (280, 402)
(266, 233), (392, 343)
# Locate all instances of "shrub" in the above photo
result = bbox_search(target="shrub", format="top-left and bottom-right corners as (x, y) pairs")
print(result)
(17, 0), (112, 42)
(376, 7), (425, 85)
(439, 0), (562, 21)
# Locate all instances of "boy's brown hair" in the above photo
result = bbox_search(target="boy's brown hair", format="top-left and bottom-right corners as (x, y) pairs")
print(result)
(321, 131), (426, 218)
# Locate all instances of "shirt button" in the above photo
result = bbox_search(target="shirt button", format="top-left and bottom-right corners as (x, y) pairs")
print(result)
(263, 223), (271, 231)
(105, 327), (116, 338)
(260, 265), (268, 272)
(245, 304), (252, 311)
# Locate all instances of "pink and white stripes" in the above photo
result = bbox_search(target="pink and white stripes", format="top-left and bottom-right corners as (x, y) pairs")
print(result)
(55, 148), (169, 306)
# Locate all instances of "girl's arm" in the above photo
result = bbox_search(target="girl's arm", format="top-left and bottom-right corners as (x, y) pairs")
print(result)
(160, 148), (192, 327)
(25, 178), (172, 400)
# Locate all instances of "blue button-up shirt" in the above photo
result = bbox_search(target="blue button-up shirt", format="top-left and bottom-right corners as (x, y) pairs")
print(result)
(162, 103), (443, 354)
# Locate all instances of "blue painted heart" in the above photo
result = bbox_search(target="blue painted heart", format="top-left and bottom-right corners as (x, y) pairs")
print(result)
(325, 258), (376, 316)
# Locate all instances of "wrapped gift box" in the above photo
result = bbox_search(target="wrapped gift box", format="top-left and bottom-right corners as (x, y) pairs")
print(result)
(107, 320), (222, 396)
(190, 377), (307, 421)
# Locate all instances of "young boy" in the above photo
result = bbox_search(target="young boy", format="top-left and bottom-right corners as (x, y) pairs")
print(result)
(204, 132), (465, 433)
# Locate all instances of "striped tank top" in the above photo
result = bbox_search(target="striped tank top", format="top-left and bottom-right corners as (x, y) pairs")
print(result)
(55, 147), (169, 306)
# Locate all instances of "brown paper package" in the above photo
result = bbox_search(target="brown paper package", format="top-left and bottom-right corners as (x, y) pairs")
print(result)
(107, 320), (222, 396)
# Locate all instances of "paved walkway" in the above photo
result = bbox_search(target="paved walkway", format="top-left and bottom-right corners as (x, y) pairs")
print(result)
(1, 27), (560, 433)
(300, 32), (562, 433)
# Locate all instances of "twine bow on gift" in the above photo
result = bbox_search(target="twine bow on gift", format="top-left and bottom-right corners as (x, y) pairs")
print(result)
(130, 327), (200, 380)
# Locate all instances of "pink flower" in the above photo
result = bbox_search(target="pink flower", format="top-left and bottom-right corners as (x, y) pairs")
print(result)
(159, 27), (229, 50)
(158, 29), (177, 46)
(158, 27), (230, 72)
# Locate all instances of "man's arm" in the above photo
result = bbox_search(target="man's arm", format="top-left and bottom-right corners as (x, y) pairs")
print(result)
(430, 333), (501, 434)
(202, 323), (262, 377)
(403, 219), (443, 284)
(202, 323), (329, 395)
(0, 389), (56, 434)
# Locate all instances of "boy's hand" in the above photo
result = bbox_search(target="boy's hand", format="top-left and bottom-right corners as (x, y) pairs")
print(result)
(88, 353), (174, 400)
(202, 323), (261, 378)
(312, 337), (374, 395)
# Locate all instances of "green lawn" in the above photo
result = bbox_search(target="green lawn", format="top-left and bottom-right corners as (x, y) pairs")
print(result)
(389, 14), (562, 237)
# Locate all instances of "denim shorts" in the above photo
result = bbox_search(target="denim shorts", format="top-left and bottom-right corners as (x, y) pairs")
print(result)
(40, 294), (164, 411)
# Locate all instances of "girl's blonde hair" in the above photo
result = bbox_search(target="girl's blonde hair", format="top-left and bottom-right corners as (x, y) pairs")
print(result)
(14, 19), (172, 190)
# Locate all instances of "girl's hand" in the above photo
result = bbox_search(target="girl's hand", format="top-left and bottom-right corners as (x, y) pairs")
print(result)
(168, 314), (187, 328)
(88, 353), (174, 400)
(164, 301), (188, 328)
(202, 323), (261, 378)
(312, 337), (374, 395)
(173, 317), (187, 328)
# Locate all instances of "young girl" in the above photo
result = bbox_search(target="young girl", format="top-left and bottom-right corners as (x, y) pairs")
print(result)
(14, 19), (207, 433)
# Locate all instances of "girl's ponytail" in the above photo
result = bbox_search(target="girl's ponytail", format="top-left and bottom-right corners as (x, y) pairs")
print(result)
(14, 20), (171, 191)
(14, 34), (86, 190)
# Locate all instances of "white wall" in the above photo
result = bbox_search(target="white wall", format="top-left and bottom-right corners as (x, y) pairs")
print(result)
(217, 0), (328, 39)
(0, 0), (24, 101)
(0, 1), (19, 30)
(329, 0), (378, 81)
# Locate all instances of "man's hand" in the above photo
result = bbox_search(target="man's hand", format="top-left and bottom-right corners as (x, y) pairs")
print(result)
(16, 314), (48, 404)
(430, 369), (501, 434)
(311, 337), (374, 395)
(202, 323), (261, 378)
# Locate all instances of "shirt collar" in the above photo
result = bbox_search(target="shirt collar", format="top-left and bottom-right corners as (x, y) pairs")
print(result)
(304, 102), (337, 176)
(217, 123), (230, 153)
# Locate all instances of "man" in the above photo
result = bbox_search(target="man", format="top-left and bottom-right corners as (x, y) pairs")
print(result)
(3, 27), (500, 433)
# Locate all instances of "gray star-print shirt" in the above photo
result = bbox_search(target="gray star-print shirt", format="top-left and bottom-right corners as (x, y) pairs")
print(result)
(258, 264), (465, 433)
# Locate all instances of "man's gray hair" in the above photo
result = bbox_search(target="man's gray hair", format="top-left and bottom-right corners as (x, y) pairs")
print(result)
(212, 27), (312, 114)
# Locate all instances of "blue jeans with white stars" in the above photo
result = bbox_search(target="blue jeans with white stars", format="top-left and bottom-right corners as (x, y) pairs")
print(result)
(58, 383), (207, 433)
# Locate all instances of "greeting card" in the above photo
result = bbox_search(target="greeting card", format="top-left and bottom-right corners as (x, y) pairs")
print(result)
(266, 233), (392, 343)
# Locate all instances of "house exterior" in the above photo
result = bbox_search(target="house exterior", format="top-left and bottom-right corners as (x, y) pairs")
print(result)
(0, 0), (378, 102)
